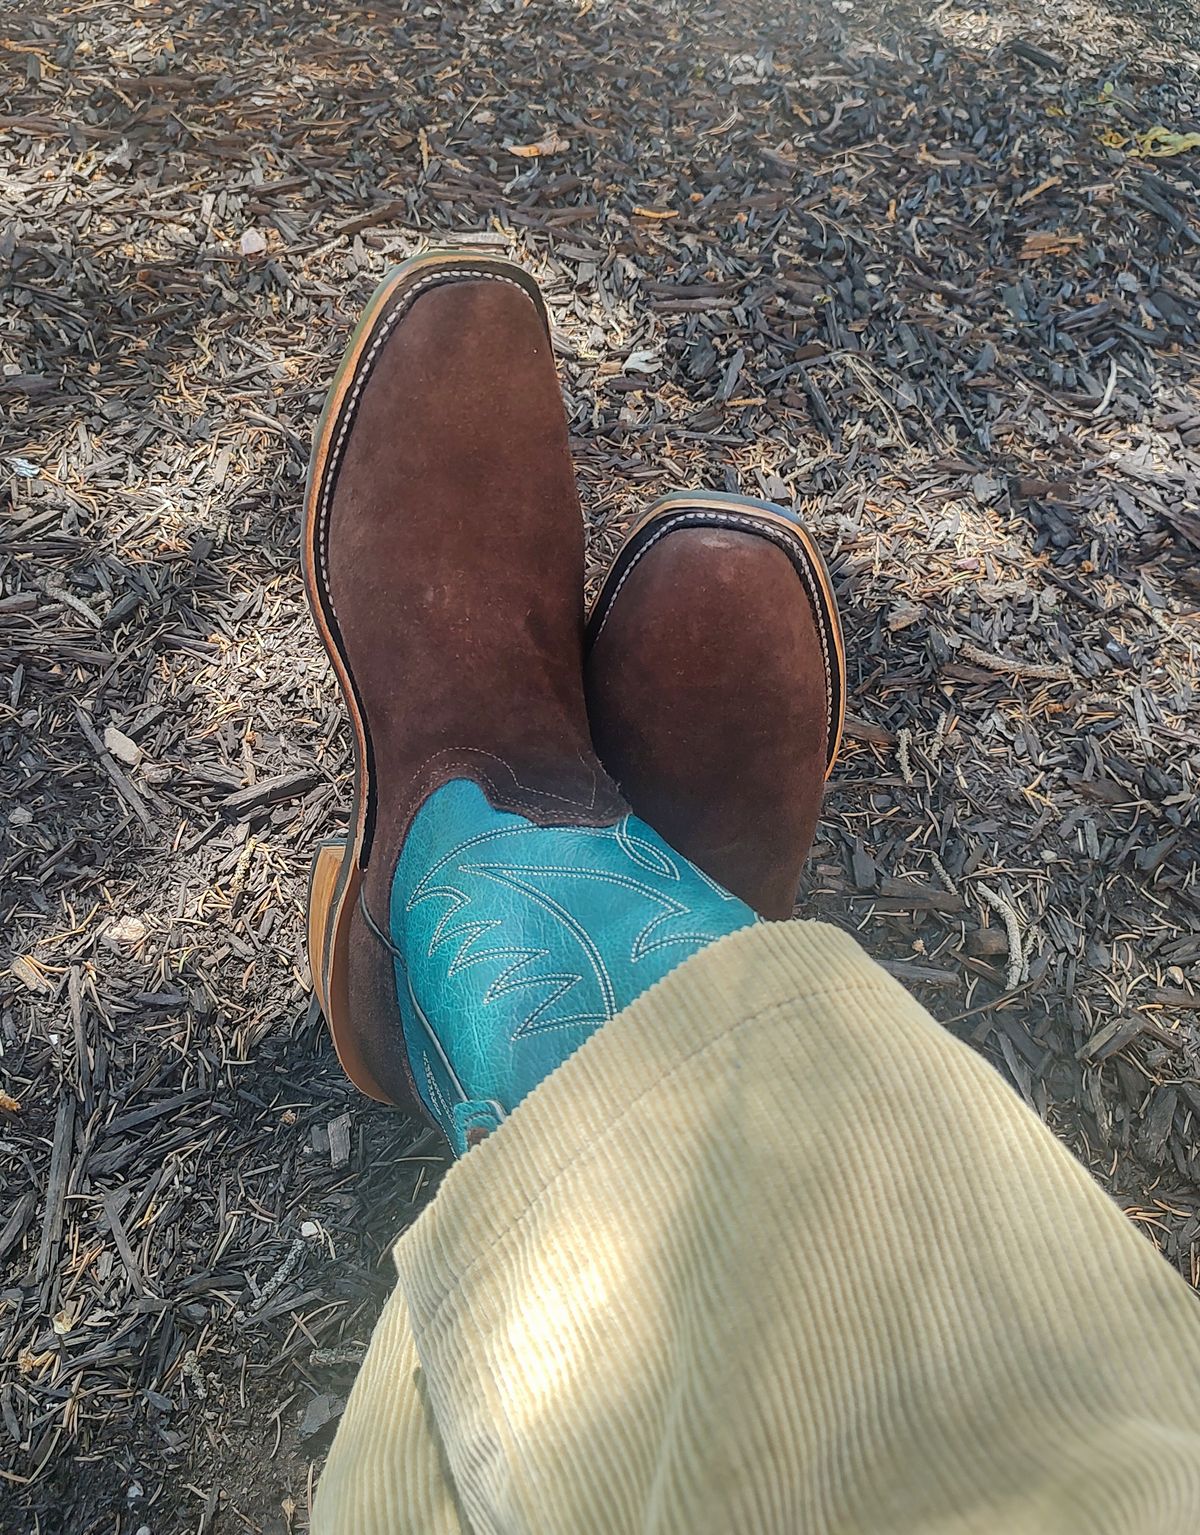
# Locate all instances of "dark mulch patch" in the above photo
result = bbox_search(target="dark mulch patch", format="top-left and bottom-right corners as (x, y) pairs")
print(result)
(2, 0), (1199, 1528)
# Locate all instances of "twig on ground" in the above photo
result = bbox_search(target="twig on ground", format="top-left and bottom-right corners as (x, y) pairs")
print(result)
(975, 883), (1026, 991)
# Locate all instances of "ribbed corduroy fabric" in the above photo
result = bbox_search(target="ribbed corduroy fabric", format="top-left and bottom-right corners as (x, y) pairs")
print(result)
(314, 921), (1200, 1535)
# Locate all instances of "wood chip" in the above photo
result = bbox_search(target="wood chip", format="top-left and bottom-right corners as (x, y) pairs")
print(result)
(327, 1112), (352, 1170)
(220, 770), (321, 815)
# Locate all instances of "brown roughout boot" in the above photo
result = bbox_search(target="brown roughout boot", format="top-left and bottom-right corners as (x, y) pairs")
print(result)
(584, 492), (846, 921)
(303, 252), (625, 1107)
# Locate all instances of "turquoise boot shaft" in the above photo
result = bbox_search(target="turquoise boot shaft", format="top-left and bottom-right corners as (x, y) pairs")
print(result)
(388, 780), (756, 1152)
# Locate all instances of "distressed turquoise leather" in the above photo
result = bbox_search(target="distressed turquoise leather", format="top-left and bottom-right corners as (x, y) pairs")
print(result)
(388, 779), (756, 1153)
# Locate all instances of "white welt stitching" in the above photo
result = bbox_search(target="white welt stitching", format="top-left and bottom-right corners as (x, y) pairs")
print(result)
(591, 509), (835, 726)
(314, 268), (538, 625)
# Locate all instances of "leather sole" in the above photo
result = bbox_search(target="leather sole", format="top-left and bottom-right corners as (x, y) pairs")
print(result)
(302, 250), (550, 1104)
(586, 491), (846, 778)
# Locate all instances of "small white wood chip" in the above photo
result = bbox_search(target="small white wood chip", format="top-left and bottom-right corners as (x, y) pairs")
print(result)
(105, 915), (148, 951)
(104, 725), (143, 767)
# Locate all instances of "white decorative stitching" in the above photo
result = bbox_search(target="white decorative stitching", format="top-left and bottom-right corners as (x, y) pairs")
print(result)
(407, 821), (539, 916)
(423, 1056), (451, 1120)
(479, 949), (580, 1010)
(405, 809), (745, 1026)
(614, 816), (679, 879)
(473, 860), (726, 964)
(396, 773), (758, 1066)
(466, 863), (617, 1015)
(395, 747), (603, 828)
(484, 951), (595, 1042)
(690, 861), (742, 902)
(591, 509), (837, 745)
(434, 913), (502, 968)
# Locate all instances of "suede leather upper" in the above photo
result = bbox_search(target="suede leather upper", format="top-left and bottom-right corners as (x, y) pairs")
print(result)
(585, 525), (830, 920)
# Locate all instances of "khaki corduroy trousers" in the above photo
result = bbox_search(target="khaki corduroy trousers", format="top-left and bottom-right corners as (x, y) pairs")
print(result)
(314, 922), (1200, 1535)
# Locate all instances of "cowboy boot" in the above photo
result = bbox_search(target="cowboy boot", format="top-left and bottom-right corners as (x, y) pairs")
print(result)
(584, 492), (845, 921)
(304, 255), (754, 1152)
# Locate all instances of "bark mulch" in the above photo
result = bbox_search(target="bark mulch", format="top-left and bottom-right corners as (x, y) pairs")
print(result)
(2, 0), (1199, 1529)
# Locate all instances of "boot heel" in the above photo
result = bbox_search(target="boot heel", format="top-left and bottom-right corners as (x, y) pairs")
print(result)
(307, 838), (348, 1016)
(306, 841), (390, 1104)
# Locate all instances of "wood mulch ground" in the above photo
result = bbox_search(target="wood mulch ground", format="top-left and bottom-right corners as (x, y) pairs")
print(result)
(2, 0), (1198, 1528)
